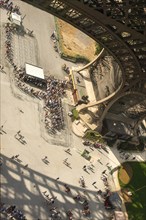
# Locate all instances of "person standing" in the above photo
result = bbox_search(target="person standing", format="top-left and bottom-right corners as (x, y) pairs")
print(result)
(92, 181), (96, 186)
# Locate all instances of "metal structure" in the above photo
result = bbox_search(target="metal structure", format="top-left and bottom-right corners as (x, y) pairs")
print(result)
(21, 0), (146, 134)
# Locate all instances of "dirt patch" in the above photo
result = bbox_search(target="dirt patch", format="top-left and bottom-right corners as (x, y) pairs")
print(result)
(56, 19), (97, 61)
(119, 163), (133, 185)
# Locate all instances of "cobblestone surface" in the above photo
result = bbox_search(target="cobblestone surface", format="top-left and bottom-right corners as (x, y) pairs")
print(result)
(13, 33), (39, 67)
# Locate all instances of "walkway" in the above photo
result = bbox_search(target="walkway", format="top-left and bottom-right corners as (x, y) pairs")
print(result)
(1, 1), (145, 220)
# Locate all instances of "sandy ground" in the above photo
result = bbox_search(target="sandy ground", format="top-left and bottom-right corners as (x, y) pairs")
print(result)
(57, 19), (97, 61)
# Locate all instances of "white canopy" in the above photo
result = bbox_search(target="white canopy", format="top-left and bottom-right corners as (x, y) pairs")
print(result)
(11, 12), (21, 26)
(25, 63), (44, 79)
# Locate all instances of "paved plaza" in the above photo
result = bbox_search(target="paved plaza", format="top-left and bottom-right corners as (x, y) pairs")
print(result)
(0, 1), (146, 220)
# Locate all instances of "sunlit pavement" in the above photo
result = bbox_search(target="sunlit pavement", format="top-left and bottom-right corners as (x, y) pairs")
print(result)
(1, 69), (113, 220)
(0, 1), (145, 219)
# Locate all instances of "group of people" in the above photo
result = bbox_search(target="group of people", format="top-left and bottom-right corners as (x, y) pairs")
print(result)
(14, 67), (46, 99)
(44, 76), (67, 133)
(0, 203), (26, 220)
(0, 0), (20, 15)
(74, 194), (91, 217)
(23, 75), (47, 89)
(5, 22), (16, 65)
(64, 190), (91, 218)
(14, 130), (27, 145)
(42, 186), (91, 219)
(4, 10), (67, 135)
(50, 31), (59, 53)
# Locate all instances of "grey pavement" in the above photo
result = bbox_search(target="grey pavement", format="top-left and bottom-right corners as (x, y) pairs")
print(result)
(0, 1), (145, 220)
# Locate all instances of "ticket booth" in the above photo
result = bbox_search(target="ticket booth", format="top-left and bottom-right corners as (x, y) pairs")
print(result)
(10, 12), (22, 26)
(24, 63), (47, 89)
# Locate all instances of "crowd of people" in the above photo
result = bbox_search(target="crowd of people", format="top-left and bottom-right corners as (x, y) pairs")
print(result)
(3, 8), (67, 135)
(1, 2), (118, 220)
(14, 70), (67, 136)
(23, 75), (47, 89)
(0, 203), (26, 220)
(0, 0), (20, 14)
(44, 76), (67, 133)
(5, 22), (16, 66)
(41, 187), (92, 219)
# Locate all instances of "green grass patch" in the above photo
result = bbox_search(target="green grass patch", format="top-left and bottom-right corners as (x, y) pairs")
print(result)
(72, 108), (79, 120)
(84, 130), (104, 142)
(118, 162), (146, 220)
(95, 43), (102, 55)
(81, 149), (91, 161)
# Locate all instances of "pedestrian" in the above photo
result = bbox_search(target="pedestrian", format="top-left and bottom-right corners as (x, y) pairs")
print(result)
(0, 125), (3, 130)
(43, 156), (47, 160)
(0, 125), (6, 134)
(50, 199), (55, 204)
(15, 154), (19, 158)
(83, 165), (86, 169)
(97, 190), (102, 194)
(64, 158), (68, 162)
(17, 130), (21, 134)
(90, 163), (95, 167)
(0, 64), (4, 71)
(102, 170), (106, 174)
(80, 176), (84, 181)
(50, 196), (57, 201)
(92, 181), (96, 186)
(56, 177), (59, 181)
(19, 109), (24, 113)
(18, 135), (22, 141)
(24, 164), (28, 168)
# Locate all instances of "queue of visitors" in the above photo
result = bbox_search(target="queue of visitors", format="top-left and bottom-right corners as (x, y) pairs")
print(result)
(5, 22), (16, 66)
(44, 76), (67, 133)
(0, 0), (21, 15)
(23, 75), (47, 89)
(4, 13), (67, 135)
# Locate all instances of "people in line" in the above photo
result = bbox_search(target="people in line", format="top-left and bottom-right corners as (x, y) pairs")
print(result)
(0, 0), (21, 15)
(4, 21), (67, 134)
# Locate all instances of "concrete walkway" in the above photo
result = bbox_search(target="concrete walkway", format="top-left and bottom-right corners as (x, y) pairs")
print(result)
(1, 1), (145, 220)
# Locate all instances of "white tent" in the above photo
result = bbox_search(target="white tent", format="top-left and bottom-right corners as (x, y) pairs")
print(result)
(25, 63), (44, 80)
(11, 12), (21, 26)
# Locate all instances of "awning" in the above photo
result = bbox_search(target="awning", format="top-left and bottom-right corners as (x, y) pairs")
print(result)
(25, 63), (44, 80)
(11, 12), (21, 26)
